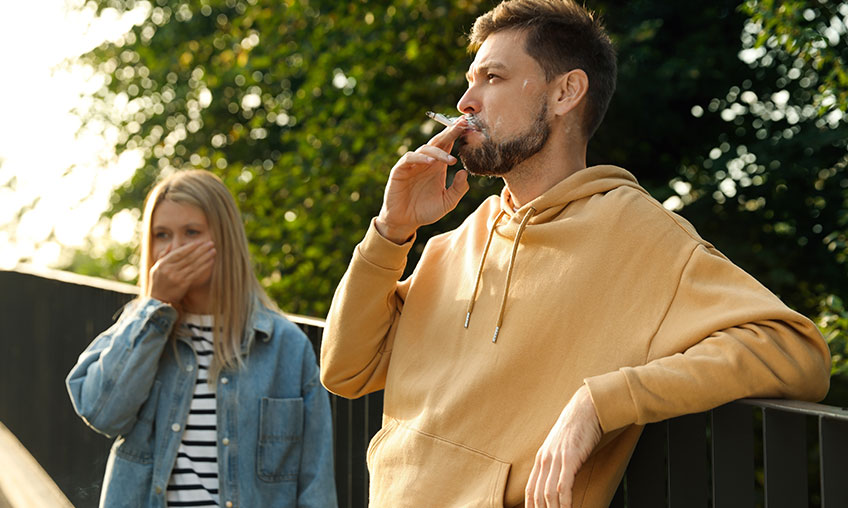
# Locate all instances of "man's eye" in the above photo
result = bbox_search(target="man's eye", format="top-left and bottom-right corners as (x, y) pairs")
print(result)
(487, 74), (500, 81)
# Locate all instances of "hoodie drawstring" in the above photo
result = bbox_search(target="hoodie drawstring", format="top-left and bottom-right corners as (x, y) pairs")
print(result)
(465, 210), (507, 329)
(464, 207), (537, 343)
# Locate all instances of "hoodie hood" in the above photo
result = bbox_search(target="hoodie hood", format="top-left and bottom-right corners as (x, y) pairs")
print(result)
(466, 165), (647, 341)
(499, 164), (646, 228)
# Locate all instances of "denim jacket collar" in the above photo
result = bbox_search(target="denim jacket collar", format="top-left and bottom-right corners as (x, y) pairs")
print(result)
(243, 295), (275, 352)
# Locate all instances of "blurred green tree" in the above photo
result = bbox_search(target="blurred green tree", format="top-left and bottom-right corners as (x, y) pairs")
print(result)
(66, 0), (847, 336)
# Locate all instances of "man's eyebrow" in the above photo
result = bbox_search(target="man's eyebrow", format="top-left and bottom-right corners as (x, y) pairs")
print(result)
(466, 61), (508, 81)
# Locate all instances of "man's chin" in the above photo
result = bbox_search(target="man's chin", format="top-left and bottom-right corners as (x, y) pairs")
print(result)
(458, 153), (512, 177)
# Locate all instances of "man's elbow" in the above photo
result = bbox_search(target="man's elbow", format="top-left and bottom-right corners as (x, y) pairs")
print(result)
(801, 355), (831, 402)
(320, 368), (365, 400)
(783, 345), (832, 402)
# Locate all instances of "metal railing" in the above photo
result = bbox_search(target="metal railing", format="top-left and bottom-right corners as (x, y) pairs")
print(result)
(2, 266), (846, 508)
(612, 399), (848, 508)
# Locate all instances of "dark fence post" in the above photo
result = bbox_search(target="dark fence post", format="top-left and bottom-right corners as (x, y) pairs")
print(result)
(819, 416), (848, 508)
(626, 421), (667, 506)
(710, 403), (755, 508)
(763, 408), (807, 508)
(667, 412), (708, 508)
(0, 268), (136, 508)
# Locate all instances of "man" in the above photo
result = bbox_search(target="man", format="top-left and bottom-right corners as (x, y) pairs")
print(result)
(320, 1), (831, 507)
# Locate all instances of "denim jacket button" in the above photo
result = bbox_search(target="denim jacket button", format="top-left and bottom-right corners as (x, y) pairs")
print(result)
(222, 437), (230, 445)
(186, 365), (194, 372)
(225, 501), (233, 507)
(221, 377), (229, 384)
(155, 486), (162, 494)
(171, 423), (181, 432)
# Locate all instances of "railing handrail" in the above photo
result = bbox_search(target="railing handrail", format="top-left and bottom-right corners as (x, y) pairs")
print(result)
(4, 266), (847, 507)
(7, 264), (138, 295)
(739, 397), (848, 421)
(3, 265), (328, 327)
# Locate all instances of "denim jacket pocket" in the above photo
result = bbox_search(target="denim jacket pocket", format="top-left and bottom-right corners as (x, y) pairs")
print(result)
(114, 379), (162, 464)
(257, 397), (304, 483)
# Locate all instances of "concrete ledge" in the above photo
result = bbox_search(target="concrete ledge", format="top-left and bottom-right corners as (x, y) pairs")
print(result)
(0, 422), (73, 508)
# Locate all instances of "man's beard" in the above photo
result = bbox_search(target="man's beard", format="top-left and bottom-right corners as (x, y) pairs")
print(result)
(456, 103), (550, 176)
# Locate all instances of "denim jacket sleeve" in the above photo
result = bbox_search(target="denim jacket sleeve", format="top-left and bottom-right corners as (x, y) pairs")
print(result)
(66, 297), (178, 438)
(297, 339), (338, 508)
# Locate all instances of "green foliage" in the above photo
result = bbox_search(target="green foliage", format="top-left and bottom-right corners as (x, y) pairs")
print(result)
(657, 0), (848, 314)
(818, 295), (848, 378)
(74, 0), (495, 316)
(742, 0), (848, 112)
(69, 0), (848, 328)
(64, 239), (140, 282)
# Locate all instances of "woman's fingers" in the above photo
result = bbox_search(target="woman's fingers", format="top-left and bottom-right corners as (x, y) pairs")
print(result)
(150, 241), (216, 304)
(164, 241), (215, 271)
(183, 245), (216, 284)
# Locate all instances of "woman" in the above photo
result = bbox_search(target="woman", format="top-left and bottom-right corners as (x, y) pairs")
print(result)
(66, 170), (337, 508)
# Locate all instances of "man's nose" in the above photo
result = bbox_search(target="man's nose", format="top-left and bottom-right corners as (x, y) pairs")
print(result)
(456, 86), (480, 115)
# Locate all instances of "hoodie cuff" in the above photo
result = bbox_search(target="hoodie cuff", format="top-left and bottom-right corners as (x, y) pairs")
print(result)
(356, 218), (416, 272)
(584, 370), (639, 433)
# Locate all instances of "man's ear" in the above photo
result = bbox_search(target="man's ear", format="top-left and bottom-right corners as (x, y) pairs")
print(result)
(551, 69), (588, 117)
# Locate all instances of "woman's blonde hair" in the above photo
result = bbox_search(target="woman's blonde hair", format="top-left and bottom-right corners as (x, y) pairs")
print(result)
(138, 169), (277, 380)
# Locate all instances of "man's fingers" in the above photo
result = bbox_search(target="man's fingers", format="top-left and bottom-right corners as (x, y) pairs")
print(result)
(396, 151), (438, 169)
(532, 452), (555, 508)
(543, 452), (562, 507)
(415, 145), (457, 166)
(426, 117), (469, 150)
(558, 461), (577, 508)
(445, 170), (469, 209)
(525, 459), (542, 508)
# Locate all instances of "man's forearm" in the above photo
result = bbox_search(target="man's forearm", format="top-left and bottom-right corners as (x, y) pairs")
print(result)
(320, 219), (413, 398)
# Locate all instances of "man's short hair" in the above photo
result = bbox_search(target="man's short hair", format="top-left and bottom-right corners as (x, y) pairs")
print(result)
(469, 0), (617, 139)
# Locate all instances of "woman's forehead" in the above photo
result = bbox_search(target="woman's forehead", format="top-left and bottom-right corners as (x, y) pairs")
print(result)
(152, 199), (207, 226)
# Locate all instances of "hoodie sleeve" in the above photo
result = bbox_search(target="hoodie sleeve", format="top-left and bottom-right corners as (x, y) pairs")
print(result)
(585, 243), (831, 433)
(320, 218), (414, 399)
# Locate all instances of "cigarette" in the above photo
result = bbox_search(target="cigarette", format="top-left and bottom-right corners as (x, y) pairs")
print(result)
(426, 111), (460, 127)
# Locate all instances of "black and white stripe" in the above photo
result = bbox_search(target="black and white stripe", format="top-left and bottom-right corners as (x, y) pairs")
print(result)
(167, 314), (219, 507)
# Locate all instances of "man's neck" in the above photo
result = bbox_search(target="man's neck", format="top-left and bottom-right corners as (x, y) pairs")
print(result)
(503, 143), (587, 208)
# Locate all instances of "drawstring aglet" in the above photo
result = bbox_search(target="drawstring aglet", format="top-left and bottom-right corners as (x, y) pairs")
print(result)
(464, 312), (471, 328)
(492, 326), (500, 343)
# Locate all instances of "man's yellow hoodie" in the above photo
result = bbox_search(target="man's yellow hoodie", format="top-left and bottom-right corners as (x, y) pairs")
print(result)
(321, 165), (830, 507)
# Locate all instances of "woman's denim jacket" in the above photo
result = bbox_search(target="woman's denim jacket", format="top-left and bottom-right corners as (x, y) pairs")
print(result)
(66, 297), (338, 508)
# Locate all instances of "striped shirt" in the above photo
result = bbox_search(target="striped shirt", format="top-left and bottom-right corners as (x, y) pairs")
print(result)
(167, 314), (219, 508)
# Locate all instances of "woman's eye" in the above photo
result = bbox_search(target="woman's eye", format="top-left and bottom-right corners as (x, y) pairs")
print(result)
(186, 229), (200, 236)
(154, 232), (169, 239)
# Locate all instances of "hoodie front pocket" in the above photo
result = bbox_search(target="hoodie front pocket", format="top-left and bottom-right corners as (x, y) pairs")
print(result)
(257, 397), (304, 483)
(368, 418), (511, 508)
